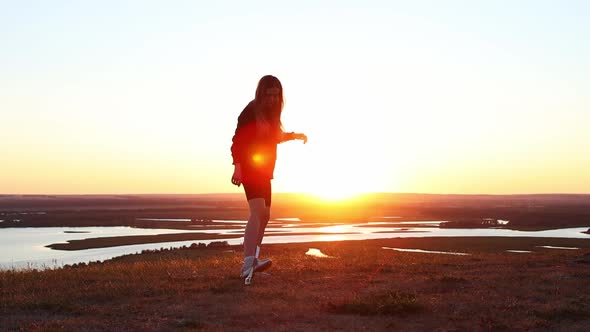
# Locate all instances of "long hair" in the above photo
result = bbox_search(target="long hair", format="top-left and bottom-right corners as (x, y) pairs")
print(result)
(254, 75), (284, 136)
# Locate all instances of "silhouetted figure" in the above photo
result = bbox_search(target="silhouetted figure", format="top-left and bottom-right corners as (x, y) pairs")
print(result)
(231, 75), (307, 284)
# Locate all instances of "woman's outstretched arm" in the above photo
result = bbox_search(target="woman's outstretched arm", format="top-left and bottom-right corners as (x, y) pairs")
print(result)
(279, 131), (307, 144)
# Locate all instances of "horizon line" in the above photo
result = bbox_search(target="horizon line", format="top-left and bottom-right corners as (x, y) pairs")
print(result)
(1, 192), (590, 197)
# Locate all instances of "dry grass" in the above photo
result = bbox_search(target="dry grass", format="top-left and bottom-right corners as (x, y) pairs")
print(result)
(327, 290), (423, 316)
(2, 237), (590, 331)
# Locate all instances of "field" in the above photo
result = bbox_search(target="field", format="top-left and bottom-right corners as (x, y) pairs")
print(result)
(2, 194), (590, 331)
(2, 237), (590, 331)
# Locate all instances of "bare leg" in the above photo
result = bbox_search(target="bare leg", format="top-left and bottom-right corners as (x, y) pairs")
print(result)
(243, 198), (266, 257)
(256, 205), (271, 246)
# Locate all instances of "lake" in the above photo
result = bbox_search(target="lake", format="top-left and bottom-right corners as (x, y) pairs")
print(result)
(1, 219), (589, 270)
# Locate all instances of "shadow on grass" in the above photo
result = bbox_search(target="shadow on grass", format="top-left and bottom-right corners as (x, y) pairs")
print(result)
(209, 279), (243, 294)
(177, 318), (206, 329)
(535, 301), (590, 322)
(437, 275), (468, 283)
(24, 298), (79, 314)
(327, 290), (424, 316)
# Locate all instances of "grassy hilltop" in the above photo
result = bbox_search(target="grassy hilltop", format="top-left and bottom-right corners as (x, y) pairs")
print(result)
(2, 237), (590, 331)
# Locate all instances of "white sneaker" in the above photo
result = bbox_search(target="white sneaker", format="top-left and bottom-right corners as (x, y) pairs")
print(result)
(254, 246), (272, 272)
(240, 256), (256, 278)
(254, 258), (272, 272)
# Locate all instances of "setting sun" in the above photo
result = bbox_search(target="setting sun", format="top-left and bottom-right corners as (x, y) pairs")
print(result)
(310, 188), (358, 201)
(1, 1), (589, 196)
(274, 122), (396, 200)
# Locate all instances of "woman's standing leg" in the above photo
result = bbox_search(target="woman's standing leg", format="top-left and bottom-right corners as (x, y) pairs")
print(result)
(256, 206), (270, 246)
(256, 180), (272, 247)
(251, 181), (273, 273)
(241, 181), (273, 282)
(243, 198), (266, 258)
(241, 197), (266, 283)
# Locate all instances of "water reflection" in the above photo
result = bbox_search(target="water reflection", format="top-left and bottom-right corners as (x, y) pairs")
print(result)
(274, 218), (301, 222)
(537, 245), (579, 250)
(317, 225), (357, 233)
(506, 250), (532, 253)
(0, 226), (209, 270)
(368, 221), (443, 226)
(316, 234), (349, 242)
(137, 218), (191, 222)
(382, 247), (470, 255)
(306, 248), (332, 258)
(200, 219), (249, 224)
(1, 221), (589, 270)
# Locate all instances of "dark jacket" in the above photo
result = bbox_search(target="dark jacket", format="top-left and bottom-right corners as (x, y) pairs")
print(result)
(231, 101), (283, 182)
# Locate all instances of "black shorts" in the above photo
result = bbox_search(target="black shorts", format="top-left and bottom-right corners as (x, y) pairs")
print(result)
(243, 179), (272, 207)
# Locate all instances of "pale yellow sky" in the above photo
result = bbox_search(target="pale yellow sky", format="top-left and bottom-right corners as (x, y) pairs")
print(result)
(1, 1), (589, 195)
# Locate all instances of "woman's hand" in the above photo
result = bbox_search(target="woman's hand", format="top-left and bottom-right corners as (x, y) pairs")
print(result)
(294, 133), (308, 144)
(279, 131), (307, 144)
(231, 164), (242, 187)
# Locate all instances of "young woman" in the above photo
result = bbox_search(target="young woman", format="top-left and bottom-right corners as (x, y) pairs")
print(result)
(230, 75), (307, 284)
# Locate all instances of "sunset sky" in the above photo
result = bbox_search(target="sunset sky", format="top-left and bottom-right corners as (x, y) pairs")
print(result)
(1, 1), (589, 196)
